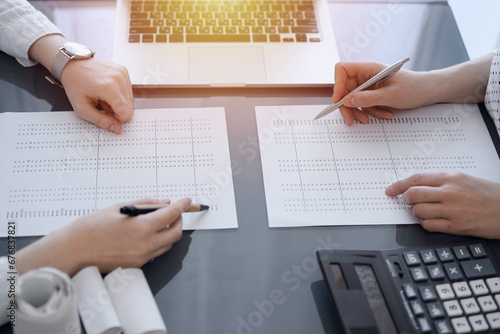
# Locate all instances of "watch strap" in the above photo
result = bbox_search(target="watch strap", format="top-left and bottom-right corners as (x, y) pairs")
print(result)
(50, 48), (73, 84)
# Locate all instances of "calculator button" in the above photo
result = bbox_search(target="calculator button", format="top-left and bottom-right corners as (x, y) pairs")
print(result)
(468, 314), (489, 332)
(434, 319), (453, 334)
(410, 267), (428, 282)
(419, 286), (437, 301)
(420, 249), (437, 264)
(469, 244), (487, 258)
(461, 258), (496, 279)
(444, 263), (463, 281)
(477, 295), (497, 312)
(451, 317), (471, 333)
(486, 277), (500, 293)
(453, 282), (472, 298)
(427, 264), (445, 280)
(453, 246), (471, 260)
(494, 294), (500, 308)
(404, 251), (421, 266)
(437, 248), (454, 262)
(417, 317), (432, 333)
(403, 283), (417, 299)
(436, 283), (455, 300)
(427, 302), (445, 318)
(460, 297), (480, 315)
(410, 300), (425, 316)
(443, 299), (463, 317)
(390, 257), (404, 277)
(469, 279), (488, 296)
(486, 312), (500, 329)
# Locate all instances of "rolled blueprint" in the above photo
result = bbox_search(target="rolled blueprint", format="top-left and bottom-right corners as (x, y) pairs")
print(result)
(15, 267), (80, 334)
(72, 266), (122, 334)
(104, 267), (166, 334)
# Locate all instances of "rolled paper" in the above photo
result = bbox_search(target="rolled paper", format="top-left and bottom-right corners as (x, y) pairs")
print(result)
(15, 267), (80, 334)
(72, 266), (122, 334)
(104, 267), (166, 334)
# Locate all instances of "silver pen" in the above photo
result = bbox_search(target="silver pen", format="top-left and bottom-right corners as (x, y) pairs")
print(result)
(314, 56), (410, 120)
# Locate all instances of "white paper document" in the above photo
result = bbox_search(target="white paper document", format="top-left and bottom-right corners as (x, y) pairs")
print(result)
(0, 108), (237, 236)
(255, 104), (500, 227)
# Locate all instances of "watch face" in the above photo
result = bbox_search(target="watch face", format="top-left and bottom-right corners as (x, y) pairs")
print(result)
(64, 42), (93, 58)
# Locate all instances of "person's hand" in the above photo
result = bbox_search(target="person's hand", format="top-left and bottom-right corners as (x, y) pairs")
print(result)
(16, 197), (192, 276)
(27, 34), (134, 134)
(385, 172), (500, 239)
(61, 58), (134, 134)
(332, 61), (430, 125)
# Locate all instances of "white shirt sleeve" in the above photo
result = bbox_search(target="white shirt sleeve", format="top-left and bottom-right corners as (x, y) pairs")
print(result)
(0, 0), (62, 67)
(0, 257), (15, 327)
(485, 47), (500, 138)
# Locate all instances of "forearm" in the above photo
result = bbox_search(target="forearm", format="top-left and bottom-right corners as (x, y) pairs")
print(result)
(15, 228), (82, 276)
(425, 53), (493, 105)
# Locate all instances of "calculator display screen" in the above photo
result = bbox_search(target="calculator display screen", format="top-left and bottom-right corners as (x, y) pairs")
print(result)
(354, 265), (397, 334)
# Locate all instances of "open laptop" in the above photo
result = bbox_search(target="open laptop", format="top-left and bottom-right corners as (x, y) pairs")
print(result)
(112, 0), (339, 87)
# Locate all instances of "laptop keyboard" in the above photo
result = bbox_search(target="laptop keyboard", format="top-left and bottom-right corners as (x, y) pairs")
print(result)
(128, 0), (322, 43)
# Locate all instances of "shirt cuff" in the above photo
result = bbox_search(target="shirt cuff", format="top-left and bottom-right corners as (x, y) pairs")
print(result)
(1, 11), (62, 67)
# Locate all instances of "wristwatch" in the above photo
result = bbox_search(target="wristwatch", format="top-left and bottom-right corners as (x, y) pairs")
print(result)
(46, 42), (95, 87)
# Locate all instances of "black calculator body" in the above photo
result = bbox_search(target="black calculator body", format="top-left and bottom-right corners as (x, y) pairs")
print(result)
(317, 241), (500, 334)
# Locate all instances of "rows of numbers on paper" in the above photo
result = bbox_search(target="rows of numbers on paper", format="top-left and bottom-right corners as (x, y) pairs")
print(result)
(256, 104), (492, 227)
(0, 108), (238, 236)
(9, 118), (218, 211)
(272, 116), (472, 214)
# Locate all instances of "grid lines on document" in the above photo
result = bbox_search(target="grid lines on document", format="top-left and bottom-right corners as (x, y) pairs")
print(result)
(272, 115), (473, 213)
(94, 118), (217, 207)
(6, 117), (219, 220)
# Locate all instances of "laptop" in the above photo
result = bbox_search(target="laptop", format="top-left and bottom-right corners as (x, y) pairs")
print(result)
(112, 0), (339, 87)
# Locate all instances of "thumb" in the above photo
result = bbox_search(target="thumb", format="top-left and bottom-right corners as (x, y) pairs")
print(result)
(74, 104), (123, 134)
(344, 90), (386, 109)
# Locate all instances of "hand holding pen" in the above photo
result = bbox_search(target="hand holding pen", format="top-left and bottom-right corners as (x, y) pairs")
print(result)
(316, 57), (411, 124)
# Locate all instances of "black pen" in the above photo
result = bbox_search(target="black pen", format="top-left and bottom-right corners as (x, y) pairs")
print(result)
(120, 203), (209, 216)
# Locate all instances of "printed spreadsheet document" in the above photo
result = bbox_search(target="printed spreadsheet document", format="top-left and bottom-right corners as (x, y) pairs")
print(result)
(255, 104), (500, 228)
(0, 108), (237, 236)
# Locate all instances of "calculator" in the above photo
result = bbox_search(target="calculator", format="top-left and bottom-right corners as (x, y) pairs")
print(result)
(317, 241), (500, 334)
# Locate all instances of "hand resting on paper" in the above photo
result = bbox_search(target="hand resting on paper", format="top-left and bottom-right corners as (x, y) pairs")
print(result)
(385, 173), (500, 239)
(61, 56), (134, 134)
(28, 34), (134, 134)
(15, 197), (192, 276)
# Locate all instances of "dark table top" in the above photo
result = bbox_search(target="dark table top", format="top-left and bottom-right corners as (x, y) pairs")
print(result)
(1, 1), (499, 333)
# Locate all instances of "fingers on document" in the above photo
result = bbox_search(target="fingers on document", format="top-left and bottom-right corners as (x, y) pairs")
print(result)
(386, 173), (446, 197)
